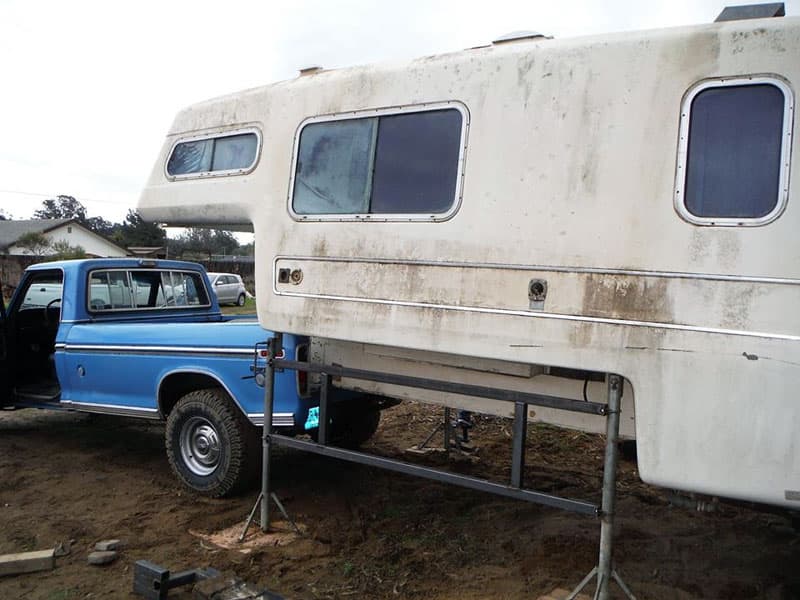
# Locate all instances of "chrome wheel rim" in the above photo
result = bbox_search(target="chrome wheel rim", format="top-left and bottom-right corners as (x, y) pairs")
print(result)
(179, 416), (221, 476)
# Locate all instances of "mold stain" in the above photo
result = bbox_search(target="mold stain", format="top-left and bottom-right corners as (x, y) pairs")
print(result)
(581, 274), (673, 323)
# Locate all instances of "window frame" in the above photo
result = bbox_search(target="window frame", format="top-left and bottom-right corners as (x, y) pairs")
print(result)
(674, 75), (794, 227)
(86, 268), (212, 313)
(287, 101), (470, 223)
(164, 127), (262, 181)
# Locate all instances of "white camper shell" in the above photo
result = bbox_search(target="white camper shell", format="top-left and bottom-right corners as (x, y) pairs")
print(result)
(139, 15), (800, 509)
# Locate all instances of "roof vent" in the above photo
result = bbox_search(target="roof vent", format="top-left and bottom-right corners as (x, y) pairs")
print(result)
(299, 65), (323, 76)
(715, 3), (784, 22)
(492, 30), (551, 45)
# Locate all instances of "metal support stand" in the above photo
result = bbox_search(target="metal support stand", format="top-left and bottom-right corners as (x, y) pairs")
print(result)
(239, 491), (302, 542)
(510, 402), (527, 489)
(414, 406), (478, 456)
(567, 374), (637, 600)
(239, 334), (295, 542)
(443, 407), (452, 455)
(248, 349), (637, 597)
(240, 334), (297, 542)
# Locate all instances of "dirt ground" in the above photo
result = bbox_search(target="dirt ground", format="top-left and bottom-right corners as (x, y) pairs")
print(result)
(1, 402), (798, 600)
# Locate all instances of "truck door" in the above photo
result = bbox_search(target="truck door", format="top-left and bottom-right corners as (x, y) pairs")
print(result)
(0, 277), (10, 405)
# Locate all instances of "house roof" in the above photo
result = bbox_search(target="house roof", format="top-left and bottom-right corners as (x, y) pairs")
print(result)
(0, 218), (73, 250)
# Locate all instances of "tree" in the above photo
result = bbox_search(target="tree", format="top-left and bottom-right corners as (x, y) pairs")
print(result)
(0, 209), (11, 220)
(237, 241), (254, 256)
(50, 240), (86, 260)
(172, 228), (239, 259)
(113, 210), (166, 248)
(85, 216), (114, 236)
(15, 231), (51, 256)
(34, 195), (87, 222)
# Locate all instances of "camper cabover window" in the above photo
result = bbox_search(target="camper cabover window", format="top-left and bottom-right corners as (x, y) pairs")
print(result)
(291, 104), (465, 220)
(675, 77), (793, 226)
(166, 129), (260, 178)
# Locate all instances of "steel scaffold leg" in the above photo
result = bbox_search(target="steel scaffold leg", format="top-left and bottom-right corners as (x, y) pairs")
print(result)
(567, 374), (637, 600)
(239, 334), (282, 542)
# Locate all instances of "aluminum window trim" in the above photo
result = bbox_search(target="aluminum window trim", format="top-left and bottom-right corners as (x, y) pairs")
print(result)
(287, 101), (470, 223)
(86, 268), (212, 314)
(674, 75), (794, 227)
(164, 126), (262, 181)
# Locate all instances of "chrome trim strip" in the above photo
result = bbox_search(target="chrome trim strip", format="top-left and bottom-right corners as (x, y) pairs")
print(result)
(273, 255), (800, 286)
(59, 343), (254, 356)
(60, 399), (161, 419)
(674, 75), (794, 227)
(248, 413), (295, 427)
(287, 101), (470, 223)
(273, 289), (800, 342)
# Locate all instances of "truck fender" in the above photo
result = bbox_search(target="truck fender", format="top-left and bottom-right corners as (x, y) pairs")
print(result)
(157, 368), (248, 420)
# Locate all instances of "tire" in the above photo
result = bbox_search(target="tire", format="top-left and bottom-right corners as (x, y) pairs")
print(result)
(236, 293), (246, 307)
(327, 400), (381, 449)
(165, 388), (257, 497)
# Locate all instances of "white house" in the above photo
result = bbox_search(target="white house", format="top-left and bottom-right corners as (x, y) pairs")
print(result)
(0, 219), (128, 257)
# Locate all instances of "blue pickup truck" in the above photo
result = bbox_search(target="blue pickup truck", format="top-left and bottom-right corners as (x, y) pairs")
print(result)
(0, 258), (382, 496)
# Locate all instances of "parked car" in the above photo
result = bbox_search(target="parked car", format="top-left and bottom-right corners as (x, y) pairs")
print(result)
(207, 272), (247, 306)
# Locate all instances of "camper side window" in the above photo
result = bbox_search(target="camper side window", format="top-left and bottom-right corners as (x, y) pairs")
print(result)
(166, 131), (260, 178)
(676, 77), (793, 226)
(292, 106), (464, 219)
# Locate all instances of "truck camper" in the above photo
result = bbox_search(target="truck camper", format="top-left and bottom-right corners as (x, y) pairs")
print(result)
(139, 9), (799, 510)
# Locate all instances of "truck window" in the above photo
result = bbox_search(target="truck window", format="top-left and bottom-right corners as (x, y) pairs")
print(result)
(291, 105), (465, 219)
(676, 77), (793, 225)
(88, 269), (210, 312)
(18, 273), (63, 310)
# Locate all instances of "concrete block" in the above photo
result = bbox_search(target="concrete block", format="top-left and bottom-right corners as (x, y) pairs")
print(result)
(193, 572), (240, 599)
(0, 549), (55, 577)
(94, 539), (124, 552)
(87, 550), (118, 566)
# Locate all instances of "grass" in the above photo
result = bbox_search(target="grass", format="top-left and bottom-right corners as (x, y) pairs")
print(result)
(220, 296), (257, 316)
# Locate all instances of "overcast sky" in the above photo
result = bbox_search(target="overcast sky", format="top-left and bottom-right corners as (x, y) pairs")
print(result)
(1, 0), (797, 229)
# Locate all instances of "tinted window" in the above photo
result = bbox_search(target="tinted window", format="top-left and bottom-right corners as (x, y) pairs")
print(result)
(167, 132), (258, 176)
(371, 110), (462, 213)
(293, 108), (463, 216)
(684, 84), (785, 220)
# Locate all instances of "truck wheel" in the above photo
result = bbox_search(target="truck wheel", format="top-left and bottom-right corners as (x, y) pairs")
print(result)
(329, 401), (381, 448)
(165, 388), (256, 497)
(236, 293), (246, 307)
